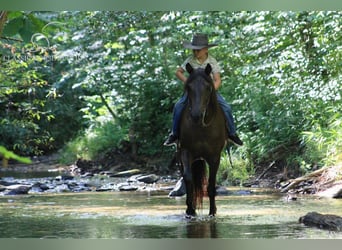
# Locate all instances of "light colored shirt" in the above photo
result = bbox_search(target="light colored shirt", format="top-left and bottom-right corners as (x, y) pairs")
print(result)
(181, 54), (221, 77)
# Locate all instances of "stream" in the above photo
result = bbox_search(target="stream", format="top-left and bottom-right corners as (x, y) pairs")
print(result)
(1, 171), (342, 238)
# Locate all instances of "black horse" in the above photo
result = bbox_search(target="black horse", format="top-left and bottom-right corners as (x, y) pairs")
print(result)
(178, 63), (227, 217)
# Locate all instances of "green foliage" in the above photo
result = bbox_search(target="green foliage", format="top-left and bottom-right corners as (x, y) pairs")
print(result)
(215, 11), (341, 170)
(0, 118), (53, 155)
(0, 145), (32, 167)
(0, 11), (86, 156)
(301, 110), (342, 171)
(59, 120), (128, 164)
(2, 12), (47, 42)
(217, 147), (255, 186)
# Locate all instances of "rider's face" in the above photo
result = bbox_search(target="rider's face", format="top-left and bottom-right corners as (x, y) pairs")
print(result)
(193, 47), (208, 61)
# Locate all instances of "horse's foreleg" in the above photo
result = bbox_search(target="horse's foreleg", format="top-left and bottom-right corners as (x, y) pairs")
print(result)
(184, 168), (196, 216)
(185, 180), (196, 216)
(181, 151), (196, 216)
(207, 160), (219, 216)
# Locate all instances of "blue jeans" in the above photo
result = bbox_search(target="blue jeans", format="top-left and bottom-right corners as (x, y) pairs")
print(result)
(171, 92), (236, 137)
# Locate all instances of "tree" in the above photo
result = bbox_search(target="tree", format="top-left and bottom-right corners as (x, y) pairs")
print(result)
(0, 11), (86, 155)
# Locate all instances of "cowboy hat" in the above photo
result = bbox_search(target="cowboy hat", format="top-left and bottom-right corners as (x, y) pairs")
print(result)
(183, 33), (218, 50)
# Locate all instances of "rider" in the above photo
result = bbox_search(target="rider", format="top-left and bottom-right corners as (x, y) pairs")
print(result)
(164, 33), (243, 147)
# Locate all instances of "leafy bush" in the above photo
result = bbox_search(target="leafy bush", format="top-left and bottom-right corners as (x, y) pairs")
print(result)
(301, 110), (342, 171)
(0, 118), (53, 156)
(59, 120), (128, 164)
(217, 147), (254, 186)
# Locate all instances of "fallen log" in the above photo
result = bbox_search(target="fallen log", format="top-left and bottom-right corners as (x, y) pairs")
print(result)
(299, 212), (342, 231)
(280, 167), (327, 193)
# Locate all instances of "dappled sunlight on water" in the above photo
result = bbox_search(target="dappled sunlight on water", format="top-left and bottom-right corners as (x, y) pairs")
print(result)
(1, 189), (342, 238)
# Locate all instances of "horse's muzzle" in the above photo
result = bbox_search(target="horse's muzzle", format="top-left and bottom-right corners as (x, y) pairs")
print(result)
(190, 112), (202, 124)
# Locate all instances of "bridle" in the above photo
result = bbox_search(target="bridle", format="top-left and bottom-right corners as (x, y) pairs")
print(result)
(201, 85), (214, 127)
(187, 78), (215, 128)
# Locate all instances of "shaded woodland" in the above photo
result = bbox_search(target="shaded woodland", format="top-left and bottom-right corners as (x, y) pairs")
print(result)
(1, 11), (341, 185)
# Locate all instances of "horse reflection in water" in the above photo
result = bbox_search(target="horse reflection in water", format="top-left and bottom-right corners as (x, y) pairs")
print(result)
(178, 63), (227, 217)
(186, 219), (218, 238)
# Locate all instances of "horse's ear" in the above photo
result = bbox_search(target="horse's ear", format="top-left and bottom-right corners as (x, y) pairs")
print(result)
(205, 64), (212, 75)
(186, 63), (194, 74)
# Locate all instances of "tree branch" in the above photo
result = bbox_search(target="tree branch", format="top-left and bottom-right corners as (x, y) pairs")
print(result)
(99, 93), (116, 120)
(1, 36), (24, 42)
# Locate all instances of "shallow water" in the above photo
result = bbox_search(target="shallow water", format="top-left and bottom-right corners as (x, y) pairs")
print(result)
(1, 188), (342, 238)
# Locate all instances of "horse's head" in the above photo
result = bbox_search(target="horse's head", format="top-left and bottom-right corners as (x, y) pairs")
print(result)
(185, 63), (215, 125)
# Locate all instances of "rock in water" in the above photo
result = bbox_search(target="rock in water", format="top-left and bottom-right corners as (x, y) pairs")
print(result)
(168, 177), (186, 197)
(299, 212), (342, 231)
(118, 185), (138, 191)
(4, 185), (31, 195)
(136, 174), (160, 184)
(55, 175), (74, 181)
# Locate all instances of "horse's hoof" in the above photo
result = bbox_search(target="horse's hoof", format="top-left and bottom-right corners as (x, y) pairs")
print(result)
(186, 208), (196, 217)
(208, 214), (216, 219)
(185, 214), (196, 220)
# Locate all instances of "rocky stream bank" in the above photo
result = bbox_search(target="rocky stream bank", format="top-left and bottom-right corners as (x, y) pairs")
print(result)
(0, 154), (245, 197)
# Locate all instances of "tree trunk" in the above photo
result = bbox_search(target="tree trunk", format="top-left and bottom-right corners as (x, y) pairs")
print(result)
(0, 11), (8, 37)
(129, 127), (137, 157)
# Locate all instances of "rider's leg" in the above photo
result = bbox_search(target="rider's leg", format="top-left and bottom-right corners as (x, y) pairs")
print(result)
(216, 93), (243, 146)
(164, 93), (188, 146)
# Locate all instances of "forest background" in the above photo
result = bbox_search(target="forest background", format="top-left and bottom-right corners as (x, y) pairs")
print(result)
(0, 11), (341, 184)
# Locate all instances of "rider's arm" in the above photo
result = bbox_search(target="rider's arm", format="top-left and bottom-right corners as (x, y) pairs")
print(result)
(213, 72), (221, 90)
(176, 67), (187, 84)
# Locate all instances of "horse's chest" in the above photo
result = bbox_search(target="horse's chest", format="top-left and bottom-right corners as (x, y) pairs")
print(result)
(182, 125), (223, 141)
(181, 127), (224, 152)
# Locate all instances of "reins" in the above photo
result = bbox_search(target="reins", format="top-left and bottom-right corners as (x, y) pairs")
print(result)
(201, 88), (216, 127)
